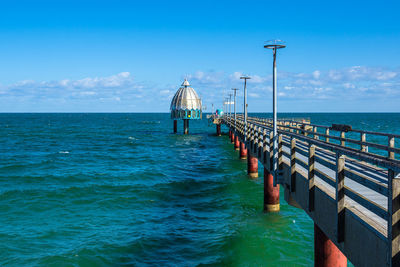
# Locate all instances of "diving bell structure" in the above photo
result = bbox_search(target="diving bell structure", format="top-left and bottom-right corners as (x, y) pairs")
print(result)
(170, 79), (202, 134)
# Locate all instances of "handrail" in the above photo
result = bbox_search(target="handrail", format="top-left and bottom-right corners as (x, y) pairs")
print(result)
(226, 114), (399, 161)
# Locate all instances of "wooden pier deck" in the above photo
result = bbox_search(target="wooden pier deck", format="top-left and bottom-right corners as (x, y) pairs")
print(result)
(222, 115), (400, 266)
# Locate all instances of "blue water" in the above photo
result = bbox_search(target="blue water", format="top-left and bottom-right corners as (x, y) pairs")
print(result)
(0, 113), (398, 266)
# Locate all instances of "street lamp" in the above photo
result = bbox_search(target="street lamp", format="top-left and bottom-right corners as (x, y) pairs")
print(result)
(224, 97), (228, 116)
(228, 93), (232, 124)
(264, 40), (286, 185)
(232, 88), (239, 135)
(240, 75), (251, 143)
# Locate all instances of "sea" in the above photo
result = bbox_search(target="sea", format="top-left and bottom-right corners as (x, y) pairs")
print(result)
(0, 113), (399, 266)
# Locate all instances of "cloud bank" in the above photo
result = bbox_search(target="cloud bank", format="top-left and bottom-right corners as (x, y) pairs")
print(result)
(187, 66), (400, 112)
(1, 66), (399, 112)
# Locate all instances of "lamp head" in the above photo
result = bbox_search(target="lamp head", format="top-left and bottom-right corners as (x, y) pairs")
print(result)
(264, 39), (286, 49)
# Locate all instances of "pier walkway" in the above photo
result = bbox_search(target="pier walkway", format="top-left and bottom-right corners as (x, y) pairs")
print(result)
(221, 115), (400, 266)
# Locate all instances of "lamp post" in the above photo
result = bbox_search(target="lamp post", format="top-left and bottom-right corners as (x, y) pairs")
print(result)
(229, 93), (232, 125)
(222, 98), (226, 116)
(264, 40), (286, 185)
(232, 88), (238, 134)
(224, 97), (228, 116)
(240, 76), (251, 143)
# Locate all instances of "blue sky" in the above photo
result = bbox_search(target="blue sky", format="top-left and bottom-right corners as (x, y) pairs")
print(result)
(0, 0), (399, 112)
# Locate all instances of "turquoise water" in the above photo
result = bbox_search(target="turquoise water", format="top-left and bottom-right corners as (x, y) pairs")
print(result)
(0, 113), (399, 266)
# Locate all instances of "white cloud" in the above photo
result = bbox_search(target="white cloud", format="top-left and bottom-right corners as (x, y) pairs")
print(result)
(376, 71), (397, 80)
(312, 70), (321, 79)
(184, 66), (400, 106)
(343, 83), (355, 89)
(70, 72), (133, 88)
(2, 66), (399, 112)
(229, 71), (243, 81)
(328, 70), (343, 81)
(0, 72), (151, 110)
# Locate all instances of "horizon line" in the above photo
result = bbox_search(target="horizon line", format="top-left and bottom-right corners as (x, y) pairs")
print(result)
(1, 111), (399, 114)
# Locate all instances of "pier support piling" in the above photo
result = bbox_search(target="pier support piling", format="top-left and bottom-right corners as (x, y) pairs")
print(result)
(183, 119), (189, 135)
(239, 142), (247, 159)
(314, 224), (347, 267)
(173, 120), (177, 133)
(247, 154), (258, 178)
(234, 135), (240, 150)
(216, 124), (221, 136)
(231, 132), (235, 143)
(264, 168), (280, 212)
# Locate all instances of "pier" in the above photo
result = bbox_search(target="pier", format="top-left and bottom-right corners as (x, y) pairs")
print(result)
(217, 114), (400, 266)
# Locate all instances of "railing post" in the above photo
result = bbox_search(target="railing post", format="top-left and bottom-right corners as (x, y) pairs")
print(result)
(254, 126), (259, 154)
(308, 144), (315, 212)
(336, 153), (345, 243)
(252, 126), (256, 153)
(388, 169), (400, 266)
(389, 136), (395, 159)
(361, 133), (367, 152)
(291, 138), (296, 192)
(314, 126), (319, 140)
(257, 127), (263, 157)
(325, 128), (330, 143)
(263, 129), (268, 164)
(340, 131), (345, 146)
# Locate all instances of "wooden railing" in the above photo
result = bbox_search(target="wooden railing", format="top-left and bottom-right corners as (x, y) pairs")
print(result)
(224, 114), (400, 265)
(229, 115), (399, 161)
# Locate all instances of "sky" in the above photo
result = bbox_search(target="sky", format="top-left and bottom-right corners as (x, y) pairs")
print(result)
(0, 0), (399, 112)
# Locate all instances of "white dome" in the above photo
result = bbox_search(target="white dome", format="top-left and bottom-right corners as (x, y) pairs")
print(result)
(170, 79), (202, 111)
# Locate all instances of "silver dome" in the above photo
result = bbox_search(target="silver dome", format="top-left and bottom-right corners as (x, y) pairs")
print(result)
(170, 79), (202, 111)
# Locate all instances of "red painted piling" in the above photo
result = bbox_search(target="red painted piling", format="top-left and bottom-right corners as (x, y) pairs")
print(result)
(263, 168), (280, 212)
(247, 154), (258, 178)
(239, 142), (247, 159)
(234, 135), (240, 150)
(231, 132), (235, 143)
(314, 224), (347, 267)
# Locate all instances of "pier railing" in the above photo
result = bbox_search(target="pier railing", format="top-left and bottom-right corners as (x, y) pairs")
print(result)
(233, 114), (400, 160)
(223, 114), (400, 266)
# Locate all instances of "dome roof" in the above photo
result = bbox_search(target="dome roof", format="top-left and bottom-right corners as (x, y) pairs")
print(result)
(170, 79), (202, 111)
